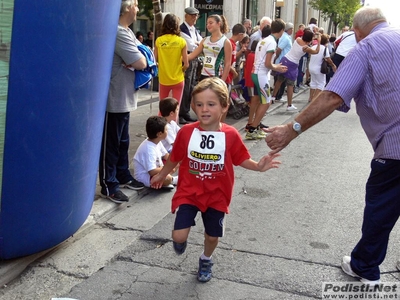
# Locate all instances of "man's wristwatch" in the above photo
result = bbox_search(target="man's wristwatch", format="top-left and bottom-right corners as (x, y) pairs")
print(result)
(292, 121), (302, 134)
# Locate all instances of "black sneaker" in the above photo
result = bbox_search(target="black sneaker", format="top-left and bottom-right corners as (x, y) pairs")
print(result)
(258, 122), (269, 129)
(173, 241), (187, 255)
(101, 190), (129, 204)
(245, 124), (251, 132)
(121, 179), (145, 190)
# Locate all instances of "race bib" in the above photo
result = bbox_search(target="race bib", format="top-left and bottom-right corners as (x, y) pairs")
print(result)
(188, 128), (225, 164)
(187, 128), (226, 179)
(203, 55), (216, 70)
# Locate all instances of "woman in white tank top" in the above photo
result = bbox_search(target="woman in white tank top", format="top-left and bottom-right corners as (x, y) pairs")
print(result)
(272, 30), (321, 111)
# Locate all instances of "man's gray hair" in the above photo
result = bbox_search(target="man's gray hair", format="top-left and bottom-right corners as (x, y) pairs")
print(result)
(353, 7), (386, 29)
(260, 16), (272, 29)
(243, 19), (251, 25)
(120, 0), (135, 16)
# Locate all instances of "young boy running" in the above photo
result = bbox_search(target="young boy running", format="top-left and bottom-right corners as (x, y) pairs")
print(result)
(151, 77), (281, 282)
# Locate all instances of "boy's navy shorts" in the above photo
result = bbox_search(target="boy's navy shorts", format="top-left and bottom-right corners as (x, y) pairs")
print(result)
(174, 204), (225, 237)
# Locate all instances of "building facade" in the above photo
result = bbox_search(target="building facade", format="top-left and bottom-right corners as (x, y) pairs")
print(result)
(162, 0), (331, 37)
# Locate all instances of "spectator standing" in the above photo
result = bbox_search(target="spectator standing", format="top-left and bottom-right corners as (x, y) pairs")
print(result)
(235, 34), (250, 78)
(144, 31), (154, 49)
(243, 19), (252, 36)
(154, 13), (189, 122)
(294, 24), (307, 91)
(332, 29), (356, 68)
(226, 24), (246, 89)
(246, 20), (287, 140)
(136, 31), (144, 43)
(327, 29), (356, 83)
(188, 14), (231, 83)
(179, 7), (202, 125)
(243, 37), (259, 132)
(308, 34), (336, 102)
(249, 17), (272, 50)
(271, 30), (321, 111)
(295, 24), (305, 39)
(326, 34), (337, 84)
(266, 7), (399, 285)
(273, 22), (294, 101)
(308, 17), (318, 34)
(99, 0), (146, 204)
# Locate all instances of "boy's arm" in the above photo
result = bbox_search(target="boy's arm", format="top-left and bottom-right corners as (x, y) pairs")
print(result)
(150, 158), (179, 189)
(240, 153), (281, 172)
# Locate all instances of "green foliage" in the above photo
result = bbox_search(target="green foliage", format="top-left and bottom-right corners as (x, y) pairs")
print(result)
(139, 0), (154, 20)
(308, 0), (361, 29)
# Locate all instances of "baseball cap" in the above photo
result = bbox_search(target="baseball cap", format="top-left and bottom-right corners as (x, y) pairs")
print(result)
(184, 7), (199, 15)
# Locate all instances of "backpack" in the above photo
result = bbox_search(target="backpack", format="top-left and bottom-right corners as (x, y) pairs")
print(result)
(134, 44), (158, 90)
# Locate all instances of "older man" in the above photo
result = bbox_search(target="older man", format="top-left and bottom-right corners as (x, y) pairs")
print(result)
(179, 7), (202, 125)
(266, 7), (400, 284)
(99, 0), (146, 203)
(243, 18), (252, 36)
(249, 16), (272, 49)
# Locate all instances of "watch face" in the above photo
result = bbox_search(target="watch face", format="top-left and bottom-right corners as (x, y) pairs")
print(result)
(294, 123), (301, 132)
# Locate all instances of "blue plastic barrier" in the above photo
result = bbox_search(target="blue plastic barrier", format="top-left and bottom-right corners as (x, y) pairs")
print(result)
(0, 0), (119, 259)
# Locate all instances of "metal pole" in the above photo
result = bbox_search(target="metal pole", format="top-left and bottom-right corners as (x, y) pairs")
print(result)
(272, 0), (276, 20)
(302, 0), (308, 25)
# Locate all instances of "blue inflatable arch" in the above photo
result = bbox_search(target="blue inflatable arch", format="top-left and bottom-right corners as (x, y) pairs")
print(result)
(0, 0), (119, 259)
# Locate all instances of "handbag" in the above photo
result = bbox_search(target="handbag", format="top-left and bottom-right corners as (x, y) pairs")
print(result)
(320, 47), (330, 74)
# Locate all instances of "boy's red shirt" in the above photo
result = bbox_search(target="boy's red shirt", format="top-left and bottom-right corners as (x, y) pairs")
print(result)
(170, 122), (250, 213)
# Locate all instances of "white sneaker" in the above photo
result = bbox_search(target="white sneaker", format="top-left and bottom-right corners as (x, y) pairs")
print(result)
(286, 105), (297, 111)
(299, 84), (307, 89)
(341, 256), (380, 285)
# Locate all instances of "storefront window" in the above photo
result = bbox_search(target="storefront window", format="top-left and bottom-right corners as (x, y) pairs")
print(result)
(247, 0), (258, 29)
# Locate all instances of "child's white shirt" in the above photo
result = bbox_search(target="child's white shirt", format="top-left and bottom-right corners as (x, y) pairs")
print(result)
(161, 120), (180, 153)
(133, 139), (168, 187)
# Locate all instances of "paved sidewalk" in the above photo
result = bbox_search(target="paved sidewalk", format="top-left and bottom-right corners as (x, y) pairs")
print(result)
(0, 85), (309, 287)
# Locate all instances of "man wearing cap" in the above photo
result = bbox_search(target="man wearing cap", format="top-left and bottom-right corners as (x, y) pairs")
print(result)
(179, 7), (202, 125)
(273, 22), (294, 99)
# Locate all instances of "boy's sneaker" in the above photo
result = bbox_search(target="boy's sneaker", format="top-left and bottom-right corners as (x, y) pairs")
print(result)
(245, 130), (266, 140)
(286, 105), (297, 111)
(197, 258), (213, 282)
(173, 241), (187, 255)
(293, 86), (299, 93)
(161, 184), (175, 190)
(100, 190), (129, 204)
(258, 122), (269, 129)
(120, 179), (145, 190)
(245, 124), (252, 132)
(341, 256), (380, 285)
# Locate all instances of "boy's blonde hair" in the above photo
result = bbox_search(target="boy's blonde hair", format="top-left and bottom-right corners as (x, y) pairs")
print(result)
(192, 77), (229, 108)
